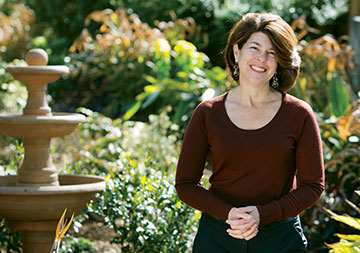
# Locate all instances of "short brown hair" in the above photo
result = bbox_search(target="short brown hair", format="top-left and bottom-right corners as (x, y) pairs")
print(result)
(224, 13), (300, 91)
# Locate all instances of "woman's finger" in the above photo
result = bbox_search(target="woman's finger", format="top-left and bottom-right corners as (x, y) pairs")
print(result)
(235, 219), (255, 231)
(227, 228), (244, 239)
(242, 223), (258, 239)
(226, 217), (250, 228)
(243, 226), (258, 241)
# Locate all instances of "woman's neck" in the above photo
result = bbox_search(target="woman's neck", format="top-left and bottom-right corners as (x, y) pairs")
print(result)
(229, 83), (280, 108)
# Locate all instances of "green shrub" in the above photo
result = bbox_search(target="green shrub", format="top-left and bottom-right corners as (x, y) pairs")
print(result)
(61, 108), (181, 176)
(0, 3), (34, 61)
(57, 109), (200, 251)
(326, 191), (360, 252)
(301, 101), (360, 251)
(289, 18), (355, 117)
(49, 8), (235, 129)
(0, 59), (27, 113)
(49, 8), (165, 118)
(86, 160), (200, 252)
(0, 219), (21, 252)
(59, 237), (97, 253)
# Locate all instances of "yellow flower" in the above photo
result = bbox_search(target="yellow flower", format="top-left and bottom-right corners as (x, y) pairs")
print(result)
(147, 184), (153, 191)
(174, 40), (196, 54)
(105, 175), (110, 184)
(140, 176), (146, 185)
(323, 131), (331, 138)
(129, 160), (136, 167)
(176, 201), (182, 208)
(194, 211), (201, 221)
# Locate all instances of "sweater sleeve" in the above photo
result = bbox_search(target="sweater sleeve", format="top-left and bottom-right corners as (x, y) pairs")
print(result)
(175, 103), (234, 220)
(256, 105), (325, 227)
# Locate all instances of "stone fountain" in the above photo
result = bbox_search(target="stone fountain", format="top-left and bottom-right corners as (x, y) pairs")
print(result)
(0, 49), (105, 252)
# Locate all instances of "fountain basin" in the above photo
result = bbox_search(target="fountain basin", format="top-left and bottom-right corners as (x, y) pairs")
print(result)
(5, 66), (69, 85)
(0, 113), (85, 139)
(0, 174), (105, 220)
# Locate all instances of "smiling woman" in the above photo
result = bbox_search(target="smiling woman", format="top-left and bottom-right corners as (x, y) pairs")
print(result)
(175, 13), (324, 253)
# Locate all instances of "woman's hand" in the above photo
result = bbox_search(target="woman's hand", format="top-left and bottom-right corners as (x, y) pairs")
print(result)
(226, 206), (260, 240)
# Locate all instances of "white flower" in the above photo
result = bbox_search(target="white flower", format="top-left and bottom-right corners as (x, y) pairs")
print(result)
(291, 47), (301, 68)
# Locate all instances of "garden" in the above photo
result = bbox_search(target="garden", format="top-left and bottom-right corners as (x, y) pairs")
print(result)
(0, 0), (359, 252)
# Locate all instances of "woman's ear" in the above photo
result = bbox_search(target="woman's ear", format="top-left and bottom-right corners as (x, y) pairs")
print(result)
(233, 44), (239, 62)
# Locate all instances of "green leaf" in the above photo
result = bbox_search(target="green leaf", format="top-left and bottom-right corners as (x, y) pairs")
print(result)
(299, 77), (307, 92)
(144, 85), (160, 93)
(123, 101), (142, 120)
(328, 76), (350, 117)
(136, 92), (151, 101)
(336, 234), (360, 241)
(328, 244), (360, 253)
(326, 209), (360, 230)
(145, 75), (157, 84)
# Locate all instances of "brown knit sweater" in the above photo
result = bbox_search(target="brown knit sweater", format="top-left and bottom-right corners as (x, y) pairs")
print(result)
(175, 92), (325, 227)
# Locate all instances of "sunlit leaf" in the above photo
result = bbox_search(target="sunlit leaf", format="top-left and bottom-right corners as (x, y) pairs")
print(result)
(136, 92), (150, 101)
(123, 101), (142, 120)
(299, 77), (307, 91)
(336, 115), (353, 141)
(329, 76), (350, 117)
(328, 58), (336, 72)
(145, 75), (157, 84)
(144, 85), (160, 93)
(326, 209), (360, 230)
(336, 234), (360, 241)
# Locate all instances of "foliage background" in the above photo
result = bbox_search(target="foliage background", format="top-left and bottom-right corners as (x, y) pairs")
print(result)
(0, 0), (359, 252)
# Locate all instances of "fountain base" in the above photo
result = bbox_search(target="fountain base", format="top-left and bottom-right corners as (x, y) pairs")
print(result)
(0, 174), (105, 253)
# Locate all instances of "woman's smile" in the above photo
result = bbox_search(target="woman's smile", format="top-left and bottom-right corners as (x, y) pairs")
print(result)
(249, 64), (267, 73)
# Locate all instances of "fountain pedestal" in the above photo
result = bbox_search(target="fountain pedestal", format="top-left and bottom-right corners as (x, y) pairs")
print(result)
(0, 49), (105, 252)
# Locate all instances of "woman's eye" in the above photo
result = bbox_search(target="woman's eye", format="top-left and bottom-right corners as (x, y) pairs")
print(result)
(250, 46), (258, 50)
(269, 51), (275, 57)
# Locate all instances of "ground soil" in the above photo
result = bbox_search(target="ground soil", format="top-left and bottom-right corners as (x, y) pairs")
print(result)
(73, 219), (121, 252)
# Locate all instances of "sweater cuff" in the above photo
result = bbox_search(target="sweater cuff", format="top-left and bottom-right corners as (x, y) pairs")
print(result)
(256, 201), (282, 227)
(211, 203), (234, 221)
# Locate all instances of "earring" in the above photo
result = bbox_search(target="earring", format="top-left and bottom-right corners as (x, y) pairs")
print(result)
(233, 63), (239, 77)
(271, 74), (279, 88)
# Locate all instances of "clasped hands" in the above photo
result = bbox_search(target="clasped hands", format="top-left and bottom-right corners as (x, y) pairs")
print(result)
(226, 206), (260, 240)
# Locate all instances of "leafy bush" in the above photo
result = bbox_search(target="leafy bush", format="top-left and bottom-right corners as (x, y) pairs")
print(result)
(325, 191), (360, 252)
(60, 108), (181, 176)
(49, 8), (235, 129)
(86, 160), (200, 252)
(213, 0), (349, 38)
(0, 141), (23, 252)
(49, 8), (165, 117)
(0, 219), (21, 253)
(289, 17), (355, 117)
(0, 59), (27, 113)
(0, 3), (34, 61)
(300, 101), (359, 252)
(123, 38), (232, 128)
(59, 237), (97, 253)
(59, 109), (200, 252)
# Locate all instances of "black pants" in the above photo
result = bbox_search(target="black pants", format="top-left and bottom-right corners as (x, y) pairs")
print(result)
(193, 212), (307, 253)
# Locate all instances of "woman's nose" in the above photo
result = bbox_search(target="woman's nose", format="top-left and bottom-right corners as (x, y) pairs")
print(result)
(256, 51), (268, 62)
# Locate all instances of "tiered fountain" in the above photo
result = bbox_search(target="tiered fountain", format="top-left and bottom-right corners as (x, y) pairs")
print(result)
(0, 49), (105, 252)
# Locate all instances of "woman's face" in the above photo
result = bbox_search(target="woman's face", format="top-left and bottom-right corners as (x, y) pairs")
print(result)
(233, 32), (278, 87)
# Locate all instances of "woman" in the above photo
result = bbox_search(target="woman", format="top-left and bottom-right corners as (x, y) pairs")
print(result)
(175, 13), (324, 252)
